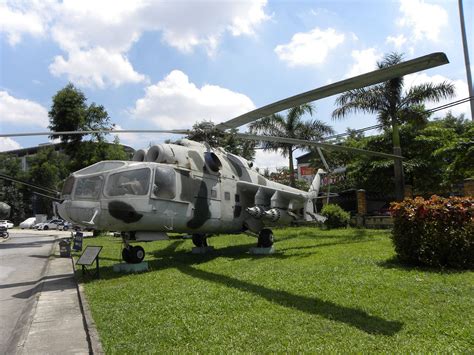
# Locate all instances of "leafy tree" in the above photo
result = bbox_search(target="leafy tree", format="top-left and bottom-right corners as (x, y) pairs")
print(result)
(267, 167), (310, 191)
(49, 83), (127, 171)
(332, 52), (455, 200)
(49, 83), (113, 143)
(27, 146), (68, 216)
(311, 113), (473, 197)
(249, 104), (334, 187)
(0, 155), (30, 223)
(185, 121), (256, 161)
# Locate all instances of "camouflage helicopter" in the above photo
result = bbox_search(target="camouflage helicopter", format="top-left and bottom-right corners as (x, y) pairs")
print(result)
(2, 52), (449, 263)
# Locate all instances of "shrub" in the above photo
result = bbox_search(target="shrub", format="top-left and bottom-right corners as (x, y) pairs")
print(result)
(390, 196), (474, 269)
(321, 204), (350, 229)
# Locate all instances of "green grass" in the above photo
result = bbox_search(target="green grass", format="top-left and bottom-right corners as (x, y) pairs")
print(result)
(75, 228), (474, 353)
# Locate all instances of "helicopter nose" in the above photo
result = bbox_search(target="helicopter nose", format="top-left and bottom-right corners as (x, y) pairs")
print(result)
(57, 201), (71, 221)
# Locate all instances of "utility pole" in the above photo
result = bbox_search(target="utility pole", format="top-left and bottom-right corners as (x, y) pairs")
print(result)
(458, 0), (474, 120)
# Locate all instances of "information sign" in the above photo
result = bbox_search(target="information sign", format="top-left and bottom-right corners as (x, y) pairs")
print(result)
(77, 246), (102, 266)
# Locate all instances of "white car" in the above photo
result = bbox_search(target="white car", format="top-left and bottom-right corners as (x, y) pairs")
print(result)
(35, 219), (64, 231)
(0, 220), (14, 229)
(20, 217), (37, 229)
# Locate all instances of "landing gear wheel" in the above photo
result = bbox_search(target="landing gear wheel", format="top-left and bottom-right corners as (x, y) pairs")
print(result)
(257, 228), (274, 248)
(131, 246), (145, 263)
(192, 234), (208, 248)
(122, 247), (132, 263)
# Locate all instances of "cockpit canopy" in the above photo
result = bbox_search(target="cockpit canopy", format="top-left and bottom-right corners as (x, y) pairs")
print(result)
(61, 164), (177, 201)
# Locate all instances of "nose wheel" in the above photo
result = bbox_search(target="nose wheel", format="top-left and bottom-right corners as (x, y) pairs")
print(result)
(122, 245), (145, 264)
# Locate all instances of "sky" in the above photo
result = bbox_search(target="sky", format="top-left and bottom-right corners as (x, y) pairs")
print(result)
(0, 0), (472, 170)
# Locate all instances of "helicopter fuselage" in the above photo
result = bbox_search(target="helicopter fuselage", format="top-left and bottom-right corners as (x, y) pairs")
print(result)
(58, 140), (320, 240)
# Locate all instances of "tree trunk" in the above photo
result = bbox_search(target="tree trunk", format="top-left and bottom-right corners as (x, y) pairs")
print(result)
(392, 122), (405, 201)
(288, 146), (296, 187)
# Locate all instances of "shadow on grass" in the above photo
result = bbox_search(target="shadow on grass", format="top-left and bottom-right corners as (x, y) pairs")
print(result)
(177, 264), (403, 336)
(378, 256), (471, 274)
(79, 239), (403, 336)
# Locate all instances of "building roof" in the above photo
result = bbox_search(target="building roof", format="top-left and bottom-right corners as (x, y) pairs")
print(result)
(3, 142), (135, 157)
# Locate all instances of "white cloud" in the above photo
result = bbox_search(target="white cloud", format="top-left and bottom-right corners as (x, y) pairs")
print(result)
(0, 2), (46, 45)
(254, 149), (288, 172)
(131, 70), (256, 130)
(0, 138), (22, 152)
(0, 91), (49, 128)
(404, 73), (470, 117)
(346, 48), (383, 77)
(385, 34), (407, 49)
(49, 48), (147, 88)
(1, 0), (270, 88)
(275, 27), (345, 67)
(397, 0), (448, 42)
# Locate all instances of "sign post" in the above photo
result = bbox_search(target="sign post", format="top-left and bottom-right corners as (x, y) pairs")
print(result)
(76, 246), (102, 278)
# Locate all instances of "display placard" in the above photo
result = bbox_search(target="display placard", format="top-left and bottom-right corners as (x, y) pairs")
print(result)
(77, 246), (102, 266)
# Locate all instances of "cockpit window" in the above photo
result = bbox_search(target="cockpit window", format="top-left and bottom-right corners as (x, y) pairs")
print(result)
(74, 176), (103, 200)
(152, 166), (176, 199)
(62, 176), (75, 196)
(106, 168), (150, 196)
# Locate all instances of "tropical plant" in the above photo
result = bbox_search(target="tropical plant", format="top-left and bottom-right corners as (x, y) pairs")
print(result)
(250, 104), (334, 187)
(332, 52), (455, 200)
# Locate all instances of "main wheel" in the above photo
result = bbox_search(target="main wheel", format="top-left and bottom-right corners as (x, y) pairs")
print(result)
(257, 228), (274, 248)
(122, 247), (131, 263)
(130, 246), (145, 263)
(192, 234), (208, 248)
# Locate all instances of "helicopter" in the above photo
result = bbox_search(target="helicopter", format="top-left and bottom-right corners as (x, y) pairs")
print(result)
(1, 52), (449, 263)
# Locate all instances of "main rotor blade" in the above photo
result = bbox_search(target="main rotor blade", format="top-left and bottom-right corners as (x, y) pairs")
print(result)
(216, 52), (449, 130)
(236, 133), (404, 159)
(0, 129), (190, 138)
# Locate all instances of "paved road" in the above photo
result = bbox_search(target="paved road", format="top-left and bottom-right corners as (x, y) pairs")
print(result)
(0, 230), (68, 354)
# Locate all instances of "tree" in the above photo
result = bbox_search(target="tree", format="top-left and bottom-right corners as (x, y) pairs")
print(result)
(27, 146), (68, 216)
(49, 83), (113, 143)
(49, 83), (127, 171)
(332, 52), (455, 200)
(312, 113), (473, 197)
(249, 104), (334, 187)
(185, 121), (256, 161)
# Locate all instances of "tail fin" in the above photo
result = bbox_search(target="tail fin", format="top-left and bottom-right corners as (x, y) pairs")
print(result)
(308, 168), (326, 199)
(305, 168), (327, 222)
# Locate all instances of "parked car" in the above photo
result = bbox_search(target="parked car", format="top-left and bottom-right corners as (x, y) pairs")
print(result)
(20, 217), (37, 229)
(35, 219), (64, 230)
(0, 220), (14, 229)
(57, 221), (73, 231)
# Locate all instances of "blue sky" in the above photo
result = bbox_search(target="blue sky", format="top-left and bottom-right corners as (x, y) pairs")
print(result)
(1, 0), (472, 169)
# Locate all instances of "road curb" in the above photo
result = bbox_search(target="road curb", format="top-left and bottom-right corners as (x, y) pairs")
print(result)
(71, 256), (105, 354)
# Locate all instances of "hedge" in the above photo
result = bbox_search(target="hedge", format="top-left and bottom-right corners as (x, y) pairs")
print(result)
(390, 195), (473, 269)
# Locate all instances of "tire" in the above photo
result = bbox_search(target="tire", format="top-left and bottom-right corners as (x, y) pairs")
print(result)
(122, 247), (131, 263)
(257, 228), (274, 248)
(130, 246), (145, 263)
(63, 226), (69, 231)
(43, 226), (49, 230)
(192, 234), (208, 248)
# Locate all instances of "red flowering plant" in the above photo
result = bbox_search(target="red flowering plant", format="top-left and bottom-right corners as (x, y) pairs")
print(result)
(390, 195), (473, 269)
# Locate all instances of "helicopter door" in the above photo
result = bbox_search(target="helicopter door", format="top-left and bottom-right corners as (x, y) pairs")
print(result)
(205, 175), (221, 220)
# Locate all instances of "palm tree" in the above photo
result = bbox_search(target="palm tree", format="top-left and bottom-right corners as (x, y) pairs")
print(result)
(250, 104), (334, 187)
(332, 52), (455, 200)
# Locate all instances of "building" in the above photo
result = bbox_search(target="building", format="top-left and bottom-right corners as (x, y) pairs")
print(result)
(3, 142), (135, 171)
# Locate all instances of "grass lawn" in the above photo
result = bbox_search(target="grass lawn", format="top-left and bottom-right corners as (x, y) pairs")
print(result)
(75, 228), (473, 353)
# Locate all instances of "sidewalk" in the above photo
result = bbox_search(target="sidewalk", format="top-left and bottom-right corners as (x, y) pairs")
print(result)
(15, 233), (102, 354)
